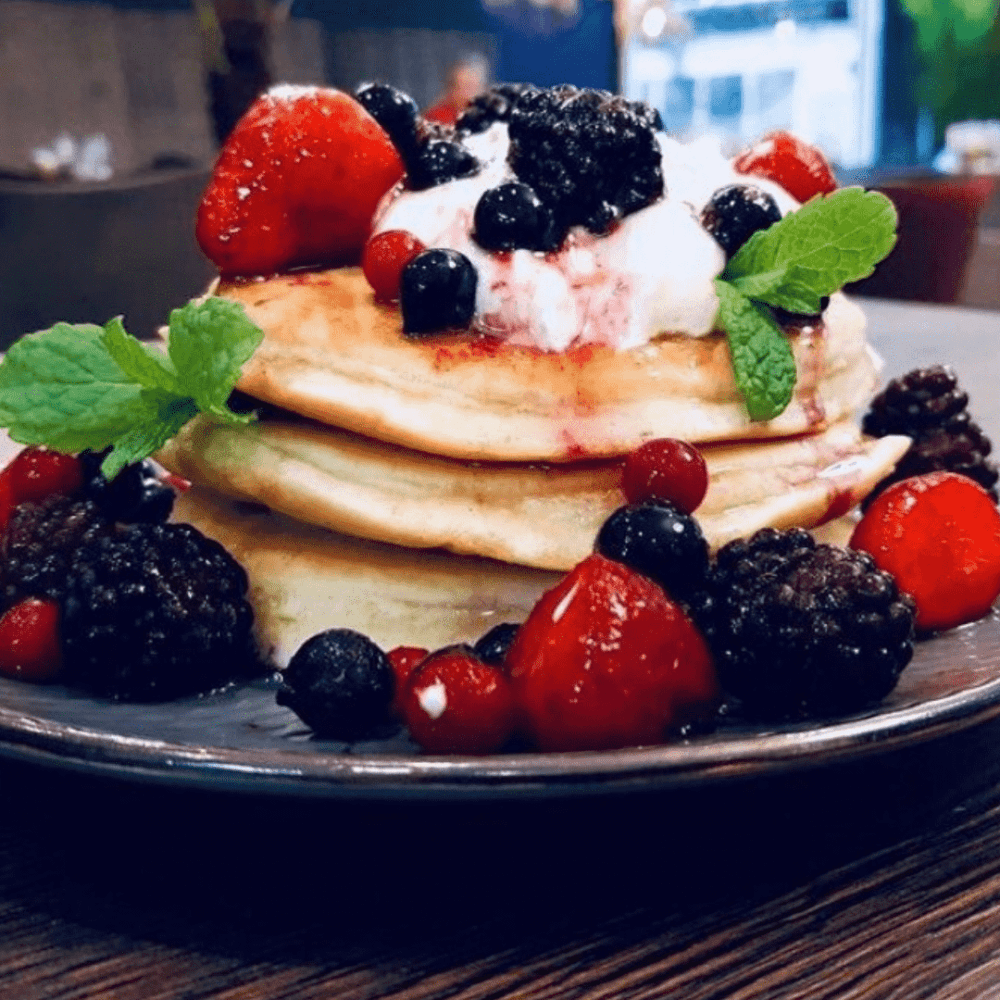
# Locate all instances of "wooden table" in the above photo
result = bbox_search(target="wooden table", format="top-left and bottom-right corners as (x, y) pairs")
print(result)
(1, 299), (999, 1000)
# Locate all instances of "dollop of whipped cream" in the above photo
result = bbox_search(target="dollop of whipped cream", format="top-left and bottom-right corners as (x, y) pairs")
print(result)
(373, 126), (798, 352)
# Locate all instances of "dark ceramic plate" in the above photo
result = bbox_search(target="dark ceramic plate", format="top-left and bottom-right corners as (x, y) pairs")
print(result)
(0, 607), (997, 799)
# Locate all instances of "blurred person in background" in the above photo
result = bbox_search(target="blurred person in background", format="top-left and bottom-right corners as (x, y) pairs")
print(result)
(425, 53), (490, 124)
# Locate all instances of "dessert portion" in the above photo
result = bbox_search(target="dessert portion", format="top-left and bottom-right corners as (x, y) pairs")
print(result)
(156, 81), (909, 660)
(0, 80), (997, 756)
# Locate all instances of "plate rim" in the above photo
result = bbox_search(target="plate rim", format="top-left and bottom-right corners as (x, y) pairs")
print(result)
(2, 662), (1000, 799)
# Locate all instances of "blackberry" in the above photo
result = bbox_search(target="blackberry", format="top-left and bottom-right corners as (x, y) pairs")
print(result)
(473, 622), (520, 667)
(58, 521), (256, 701)
(277, 628), (394, 739)
(862, 366), (998, 503)
(473, 181), (559, 252)
(353, 81), (421, 156)
(406, 137), (479, 191)
(1, 496), (109, 607)
(700, 184), (782, 259)
(700, 528), (915, 721)
(79, 450), (175, 523)
(455, 82), (533, 135)
(400, 248), (478, 335)
(506, 86), (664, 242)
(595, 500), (710, 604)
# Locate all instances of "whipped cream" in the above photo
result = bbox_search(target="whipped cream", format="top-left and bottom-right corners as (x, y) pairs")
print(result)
(373, 126), (798, 351)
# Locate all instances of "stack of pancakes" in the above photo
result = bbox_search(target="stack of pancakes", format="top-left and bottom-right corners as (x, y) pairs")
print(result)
(158, 267), (908, 665)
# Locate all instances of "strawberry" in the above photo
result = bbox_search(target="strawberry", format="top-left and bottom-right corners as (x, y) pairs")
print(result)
(734, 131), (837, 204)
(621, 438), (709, 513)
(196, 86), (405, 276)
(0, 598), (62, 682)
(506, 554), (718, 752)
(401, 645), (516, 754)
(850, 471), (1000, 633)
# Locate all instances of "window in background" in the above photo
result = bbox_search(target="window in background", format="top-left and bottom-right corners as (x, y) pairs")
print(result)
(621, 0), (884, 168)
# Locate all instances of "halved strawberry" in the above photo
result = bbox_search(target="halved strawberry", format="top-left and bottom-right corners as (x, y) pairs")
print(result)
(196, 85), (405, 276)
(850, 471), (1000, 633)
(506, 554), (718, 752)
(734, 131), (837, 204)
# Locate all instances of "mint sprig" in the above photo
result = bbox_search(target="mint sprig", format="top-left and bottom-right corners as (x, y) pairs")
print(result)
(715, 186), (897, 421)
(0, 299), (263, 479)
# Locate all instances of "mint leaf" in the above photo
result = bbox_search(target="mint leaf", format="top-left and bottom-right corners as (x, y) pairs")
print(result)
(168, 298), (263, 419)
(102, 317), (181, 394)
(714, 280), (797, 421)
(0, 324), (148, 452)
(0, 300), (263, 479)
(101, 392), (200, 479)
(724, 187), (897, 311)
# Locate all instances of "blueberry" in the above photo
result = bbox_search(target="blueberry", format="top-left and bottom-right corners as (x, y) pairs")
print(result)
(700, 184), (782, 259)
(408, 139), (479, 190)
(277, 628), (395, 739)
(473, 622), (521, 666)
(353, 82), (420, 155)
(79, 452), (174, 524)
(473, 181), (559, 251)
(400, 249), (478, 335)
(596, 500), (710, 603)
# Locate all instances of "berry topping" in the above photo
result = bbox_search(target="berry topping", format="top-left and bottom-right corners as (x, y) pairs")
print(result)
(862, 366), (998, 503)
(506, 553), (718, 751)
(400, 248), (478, 335)
(386, 644), (429, 716)
(362, 230), (426, 302)
(196, 86), (404, 276)
(6, 447), (83, 503)
(506, 86), (664, 242)
(472, 622), (520, 668)
(455, 82), (533, 135)
(59, 521), (256, 701)
(401, 645), (517, 754)
(733, 131), (837, 204)
(473, 181), (559, 252)
(0, 598), (62, 682)
(700, 528), (915, 720)
(353, 81), (421, 156)
(595, 500), (710, 604)
(277, 628), (395, 739)
(621, 439), (709, 513)
(79, 450), (175, 524)
(851, 472), (1000, 633)
(406, 137), (480, 191)
(700, 184), (782, 259)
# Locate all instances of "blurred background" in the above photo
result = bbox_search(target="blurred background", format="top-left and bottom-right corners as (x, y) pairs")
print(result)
(0, 0), (997, 344)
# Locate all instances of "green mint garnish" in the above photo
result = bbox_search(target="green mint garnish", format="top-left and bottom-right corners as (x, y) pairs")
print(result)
(0, 298), (263, 479)
(715, 186), (897, 421)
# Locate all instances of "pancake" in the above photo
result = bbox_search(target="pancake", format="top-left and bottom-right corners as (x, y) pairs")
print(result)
(158, 414), (909, 570)
(171, 486), (562, 665)
(220, 268), (878, 462)
(171, 485), (862, 667)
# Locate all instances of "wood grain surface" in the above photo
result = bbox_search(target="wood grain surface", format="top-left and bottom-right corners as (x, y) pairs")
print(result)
(0, 300), (998, 999)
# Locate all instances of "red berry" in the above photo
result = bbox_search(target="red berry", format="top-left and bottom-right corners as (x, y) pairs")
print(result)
(733, 131), (837, 204)
(387, 645), (428, 716)
(196, 86), (405, 276)
(0, 469), (15, 535)
(401, 646), (516, 754)
(363, 230), (426, 301)
(0, 598), (62, 682)
(622, 439), (709, 513)
(850, 471), (1000, 633)
(506, 553), (718, 752)
(6, 447), (83, 503)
